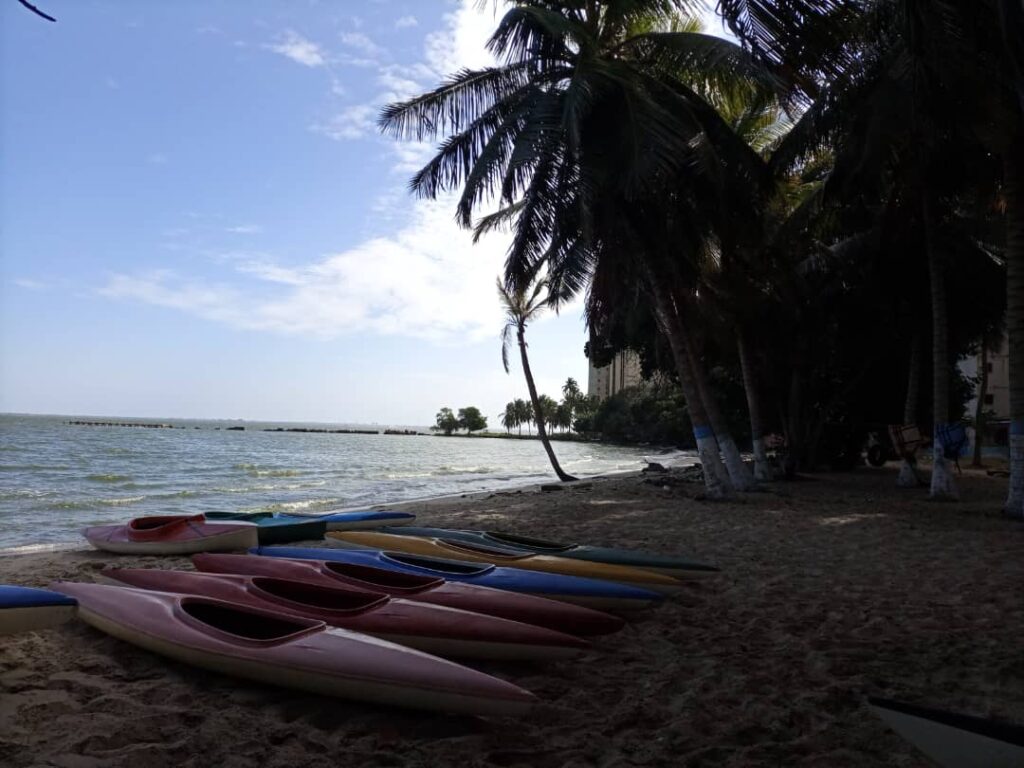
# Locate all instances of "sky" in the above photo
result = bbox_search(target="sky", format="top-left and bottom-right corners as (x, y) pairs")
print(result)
(1, 0), (728, 427)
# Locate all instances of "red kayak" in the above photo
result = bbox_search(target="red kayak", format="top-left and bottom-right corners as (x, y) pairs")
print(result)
(52, 581), (534, 717)
(101, 568), (588, 661)
(84, 515), (258, 555)
(193, 553), (624, 637)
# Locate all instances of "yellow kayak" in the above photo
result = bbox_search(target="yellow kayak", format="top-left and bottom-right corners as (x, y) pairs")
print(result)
(326, 532), (683, 593)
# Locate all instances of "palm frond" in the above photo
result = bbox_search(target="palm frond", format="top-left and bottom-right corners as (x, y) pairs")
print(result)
(379, 63), (537, 142)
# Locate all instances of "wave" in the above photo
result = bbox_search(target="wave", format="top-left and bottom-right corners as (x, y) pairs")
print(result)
(86, 473), (134, 483)
(250, 498), (342, 514)
(433, 465), (500, 476)
(47, 496), (147, 508)
(233, 463), (304, 478)
(97, 496), (145, 506)
(0, 464), (73, 472)
(0, 541), (79, 556)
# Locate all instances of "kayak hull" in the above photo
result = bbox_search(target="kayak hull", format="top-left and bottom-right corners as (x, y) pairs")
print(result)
(52, 581), (535, 717)
(869, 697), (1024, 768)
(254, 546), (664, 612)
(101, 568), (587, 661)
(84, 515), (259, 555)
(374, 526), (718, 578)
(0, 585), (77, 636)
(193, 553), (625, 636)
(327, 531), (682, 593)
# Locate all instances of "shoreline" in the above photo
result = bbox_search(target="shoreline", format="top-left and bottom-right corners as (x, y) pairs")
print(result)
(0, 467), (663, 557)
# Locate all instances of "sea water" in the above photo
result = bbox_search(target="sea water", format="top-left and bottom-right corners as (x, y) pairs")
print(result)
(0, 413), (685, 551)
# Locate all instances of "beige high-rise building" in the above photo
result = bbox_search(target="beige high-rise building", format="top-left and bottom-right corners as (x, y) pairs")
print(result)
(964, 337), (1010, 420)
(588, 351), (643, 401)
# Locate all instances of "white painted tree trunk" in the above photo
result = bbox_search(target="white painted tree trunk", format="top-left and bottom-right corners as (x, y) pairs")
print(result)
(930, 432), (959, 500)
(717, 434), (755, 490)
(695, 430), (728, 499)
(751, 436), (773, 481)
(646, 277), (731, 499)
(896, 459), (918, 488)
(684, 333), (755, 491)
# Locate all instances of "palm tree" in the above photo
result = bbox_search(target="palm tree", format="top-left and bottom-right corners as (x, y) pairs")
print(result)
(501, 401), (517, 435)
(380, 1), (777, 498)
(513, 398), (530, 436)
(498, 278), (576, 481)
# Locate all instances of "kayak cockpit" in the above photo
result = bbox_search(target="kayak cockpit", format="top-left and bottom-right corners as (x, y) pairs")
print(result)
(381, 552), (495, 576)
(482, 531), (574, 552)
(321, 562), (443, 592)
(179, 598), (324, 644)
(248, 578), (388, 614)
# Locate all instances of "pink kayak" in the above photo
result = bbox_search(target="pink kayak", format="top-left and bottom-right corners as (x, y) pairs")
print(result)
(84, 515), (258, 555)
(52, 581), (534, 717)
(101, 568), (588, 661)
(193, 553), (624, 637)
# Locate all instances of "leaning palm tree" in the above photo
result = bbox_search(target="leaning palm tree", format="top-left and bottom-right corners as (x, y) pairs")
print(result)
(380, 0), (779, 497)
(498, 278), (576, 482)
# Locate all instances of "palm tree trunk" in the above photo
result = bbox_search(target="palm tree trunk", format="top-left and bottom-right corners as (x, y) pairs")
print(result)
(738, 332), (772, 481)
(925, 198), (958, 499)
(648, 281), (730, 498)
(897, 332), (922, 487)
(971, 340), (988, 469)
(684, 331), (756, 490)
(517, 326), (576, 482)
(1005, 142), (1024, 517)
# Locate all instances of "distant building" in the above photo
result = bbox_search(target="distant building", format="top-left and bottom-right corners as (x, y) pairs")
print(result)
(588, 351), (643, 401)
(963, 336), (1010, 449)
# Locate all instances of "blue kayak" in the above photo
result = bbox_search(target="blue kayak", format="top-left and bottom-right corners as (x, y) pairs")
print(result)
(0, 585), (78, 636)
(253, 546), (663, 612)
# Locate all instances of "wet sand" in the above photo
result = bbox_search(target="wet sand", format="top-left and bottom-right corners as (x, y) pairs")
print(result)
(2, 466), (1022, 767)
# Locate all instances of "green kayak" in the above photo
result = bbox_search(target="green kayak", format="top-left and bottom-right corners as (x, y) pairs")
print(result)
(373, 526), (718, 578)
(203, 512), (326, 545)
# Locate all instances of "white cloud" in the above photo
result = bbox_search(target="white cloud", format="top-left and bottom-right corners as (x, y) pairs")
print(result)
(395, 15), (418, 29)
(312, 104), (377, 140)
(267, 30), (326, 68)
(13, 278), (47, 291)
(99, 197), (510, 342)
(423, 0), (502, 76)
(147, 153), (168, 165)
(101, 2), (576, 349)
(339, 31), (384, 58)
(225, 224), (263, 234)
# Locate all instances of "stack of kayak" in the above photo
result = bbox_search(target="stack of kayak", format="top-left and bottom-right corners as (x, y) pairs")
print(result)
(43, 512), (714, 716)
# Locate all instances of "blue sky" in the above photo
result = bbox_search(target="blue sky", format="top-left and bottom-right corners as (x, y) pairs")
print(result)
(1, 0), (725, 427)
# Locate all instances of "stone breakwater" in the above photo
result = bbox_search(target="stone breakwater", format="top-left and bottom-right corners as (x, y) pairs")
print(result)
(67, 420), (178, 429)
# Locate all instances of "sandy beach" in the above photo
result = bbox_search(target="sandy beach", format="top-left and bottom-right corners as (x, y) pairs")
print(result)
(2, 466), (1023, 767)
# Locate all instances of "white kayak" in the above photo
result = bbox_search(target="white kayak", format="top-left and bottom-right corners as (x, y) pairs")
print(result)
(869, 697), (1024, 768)
(52, 581), (536, 717)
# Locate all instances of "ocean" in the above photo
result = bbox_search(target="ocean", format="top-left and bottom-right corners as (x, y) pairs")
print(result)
(0, 413), (683, 552)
